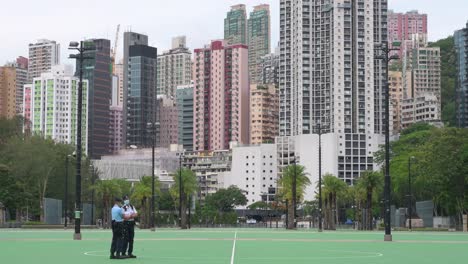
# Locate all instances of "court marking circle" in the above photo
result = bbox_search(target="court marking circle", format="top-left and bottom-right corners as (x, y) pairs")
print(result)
(84, 250), (110, 257)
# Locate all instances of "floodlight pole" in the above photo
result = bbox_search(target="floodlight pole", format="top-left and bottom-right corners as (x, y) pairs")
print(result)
(375, 42), (400, 242)
(292, 157), (297, 229)
(408, 156), (415, 231)
(318, 122), (322, 232)
(69, 41), (95, 240)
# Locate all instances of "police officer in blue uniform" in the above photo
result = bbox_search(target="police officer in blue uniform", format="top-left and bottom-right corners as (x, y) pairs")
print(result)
(110, 197), (126, 259)
(122, 195), (138, 258)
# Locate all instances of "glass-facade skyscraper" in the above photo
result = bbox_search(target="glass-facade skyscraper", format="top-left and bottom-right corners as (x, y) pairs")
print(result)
(126, 44), (158, 147)
(77, 39), (112, 159)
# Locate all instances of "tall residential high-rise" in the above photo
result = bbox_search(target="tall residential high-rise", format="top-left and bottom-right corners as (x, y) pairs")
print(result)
(247, 4), (271, 84)
(250, 84), (278, 145)
(156, 95), (178, 148)
(176, 84), (194, 151)
(76, 39), (112, 159)
(278, 0), (387, 195)
(224, 4), (247, 45)
(23, 65), (89, 153)
(410, 46), (441, 100)
(259, 50), (280, 87)
(157, 36), (192, 97)
(455, 23), (468, 128)
(125, 44), (158, 147)
(388, 10), (428, 58)
(114, 61), (124, 106)
(0, 66), (16, 119)
(193, 40), (250, 151)
(5, 57), (28, 114)
(388, 71), (411, 135)
(27, 39), (60, 82)
(388, 10), (428, 43)
(123, 32), (149, 146)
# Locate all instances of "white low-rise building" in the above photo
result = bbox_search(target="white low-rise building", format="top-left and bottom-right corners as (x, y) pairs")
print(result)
(230, 144), (278, 207)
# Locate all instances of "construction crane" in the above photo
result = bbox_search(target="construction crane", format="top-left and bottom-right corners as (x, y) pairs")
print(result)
(111, 24), (120, 74)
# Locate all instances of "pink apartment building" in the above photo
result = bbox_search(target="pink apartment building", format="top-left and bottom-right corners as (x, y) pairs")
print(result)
(388, 10), (428, 57)
(193, 40), (250, 151)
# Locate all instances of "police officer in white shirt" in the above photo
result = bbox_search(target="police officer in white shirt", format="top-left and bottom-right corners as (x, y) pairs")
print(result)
(122, 195), (138, 258)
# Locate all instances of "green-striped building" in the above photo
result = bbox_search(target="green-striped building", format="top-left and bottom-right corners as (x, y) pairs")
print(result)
(25, 65), (88, 153)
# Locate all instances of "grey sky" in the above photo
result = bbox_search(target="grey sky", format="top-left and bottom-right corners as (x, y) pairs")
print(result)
(1, 0), (467, 65)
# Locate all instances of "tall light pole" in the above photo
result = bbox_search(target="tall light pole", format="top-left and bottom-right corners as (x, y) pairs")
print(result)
(178, 151), (184, 228)
(408, 156), (415, 231)
(146, 122), (157, 231)
(292, 157), (297, 229)
(375, 41), (401, 242)
(69, 41), (95, 240)
(318, 122), (323, 232)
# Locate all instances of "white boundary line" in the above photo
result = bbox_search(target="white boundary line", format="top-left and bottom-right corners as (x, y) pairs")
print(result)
(230, 231), (237, 264)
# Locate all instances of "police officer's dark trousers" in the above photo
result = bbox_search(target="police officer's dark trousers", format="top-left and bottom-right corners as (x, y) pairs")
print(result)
(124, 221), (135, 255)
(110, 221), (125, 256)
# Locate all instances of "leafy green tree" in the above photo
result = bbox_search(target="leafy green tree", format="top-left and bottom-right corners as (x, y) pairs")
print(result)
(419, 128), (468, 225)
(170, 168), (198, 229)
(203, 186), (247, 225)
(356, 171), (383, 230)
(278, 164), (311, 229)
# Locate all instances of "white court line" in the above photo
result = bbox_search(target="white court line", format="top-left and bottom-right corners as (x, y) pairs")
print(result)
(230, 231), (237, 264)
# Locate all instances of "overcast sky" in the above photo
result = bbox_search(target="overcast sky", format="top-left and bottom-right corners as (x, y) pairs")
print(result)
(1, 0), (467, 65)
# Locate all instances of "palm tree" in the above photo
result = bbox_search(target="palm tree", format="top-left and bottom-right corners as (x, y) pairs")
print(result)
(94, 179), (126, 228)
(131, 176), (160, 229)
(356, 171), (383, 230)
(278, 164), (311, 229)
(170, 168), (198, 229)
(321, 174), (347, 230)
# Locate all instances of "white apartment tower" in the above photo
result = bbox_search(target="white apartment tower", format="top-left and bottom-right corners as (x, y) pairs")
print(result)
(278, 0), (387, 192)
(28, 39), (60, 82)
(157, 36), (192, 97)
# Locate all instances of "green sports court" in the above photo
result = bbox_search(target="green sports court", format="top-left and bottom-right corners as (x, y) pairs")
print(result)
(1, 229), (468, 264)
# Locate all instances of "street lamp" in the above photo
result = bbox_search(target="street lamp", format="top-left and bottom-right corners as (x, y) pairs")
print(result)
(317, 122), (323, 232)
(407, 156), (416, 231)
(146, 122), (157, 231)
(178, 150), (185, 229)
(375, 41), (401, 242)
(292, 157), (297, 229)
(68, 41), (95, 240)
(89, 164), (97, 226)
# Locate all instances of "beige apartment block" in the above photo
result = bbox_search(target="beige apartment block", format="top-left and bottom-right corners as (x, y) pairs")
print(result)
(0, 67), (17, 119)
(250, 84), (278, 145)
